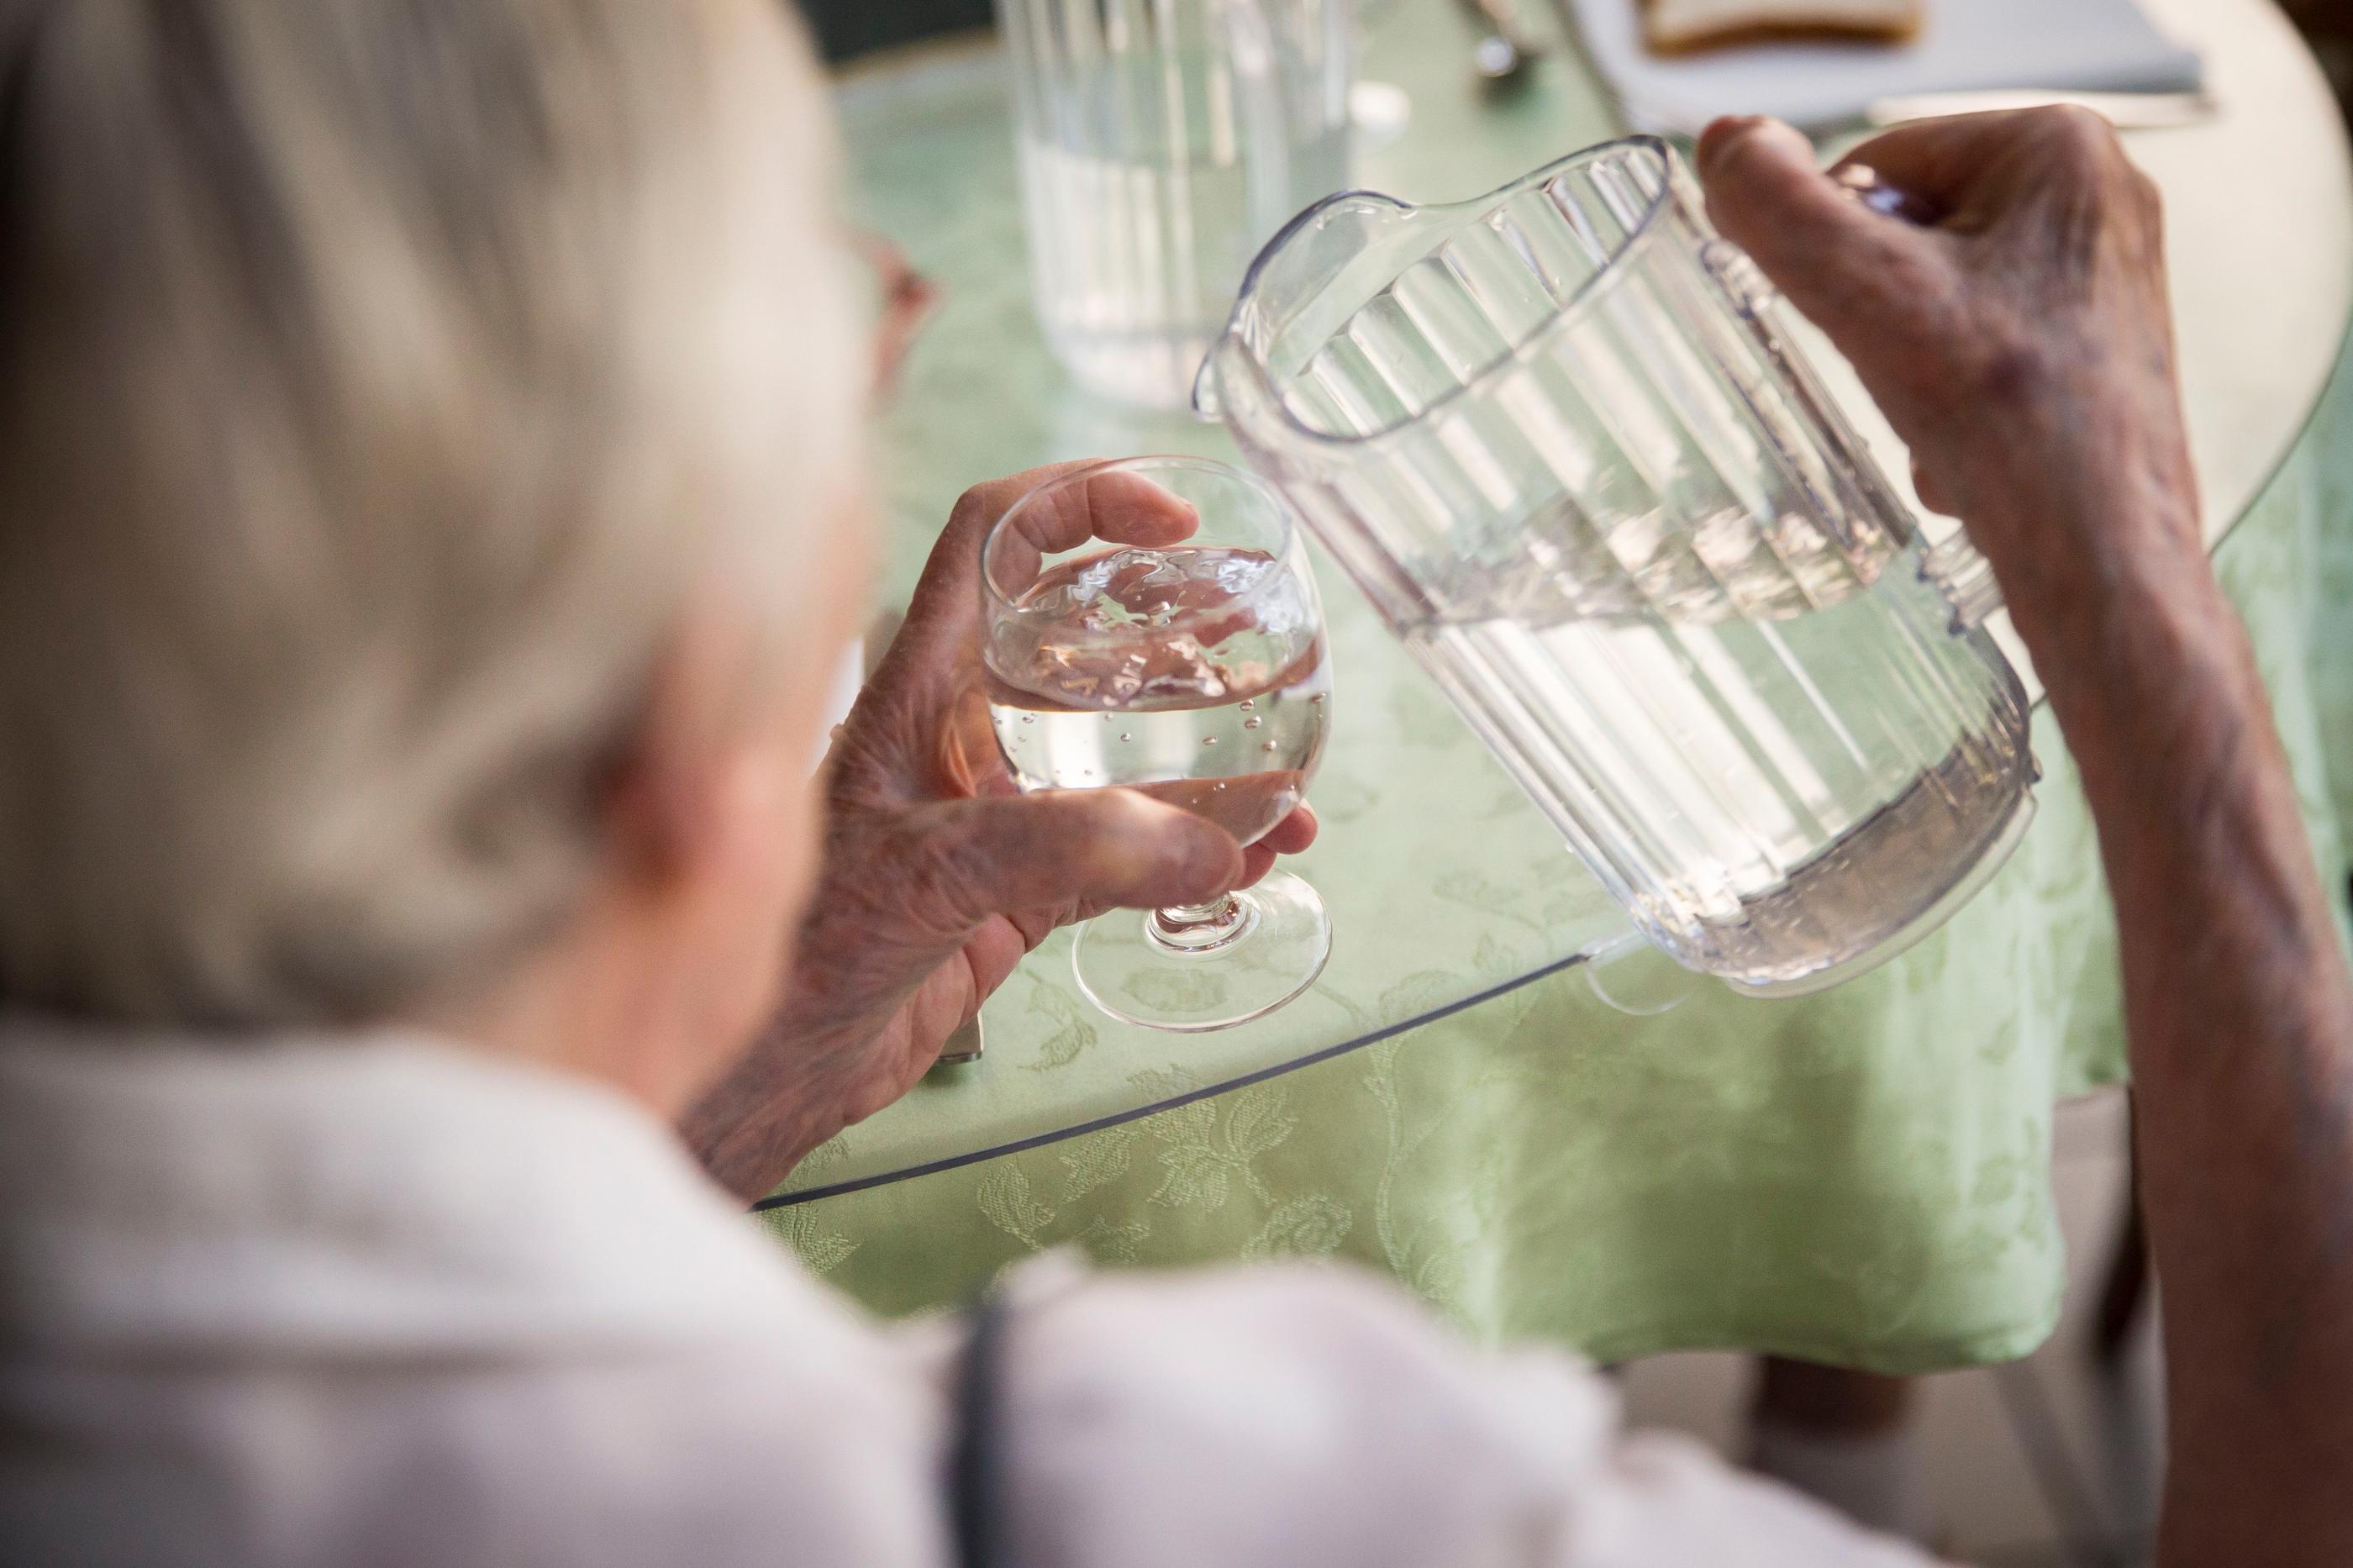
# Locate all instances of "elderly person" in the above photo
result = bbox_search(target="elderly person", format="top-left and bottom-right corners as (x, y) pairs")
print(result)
(0, 3), (2348, 1565)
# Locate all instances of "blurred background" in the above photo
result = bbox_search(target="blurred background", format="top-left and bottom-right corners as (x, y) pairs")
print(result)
(2287, 0), (2353, 101)
(797, 0), (2353, 113)
(799, 0), (989, 62)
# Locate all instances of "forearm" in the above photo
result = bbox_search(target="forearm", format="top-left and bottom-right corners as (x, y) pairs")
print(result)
(681, 956), (924, 1203)
(680, 1029), (849, 1202)
(2023, 531), (2353, 1565)
(682, 894), (992, 1202)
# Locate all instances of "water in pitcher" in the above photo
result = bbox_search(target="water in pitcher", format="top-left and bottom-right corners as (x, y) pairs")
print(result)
(1403, 539), (2030, 988)
(987, 545), (1331, 845)
(1193, 135), (2041, 992)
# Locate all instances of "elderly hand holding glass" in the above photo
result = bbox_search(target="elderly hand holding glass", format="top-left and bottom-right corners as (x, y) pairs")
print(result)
(683, 460), (1319, 1197)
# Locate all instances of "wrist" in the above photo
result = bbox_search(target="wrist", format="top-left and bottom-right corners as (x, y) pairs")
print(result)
(2021, 550), (2253, 797)
(1938, 414), (2205, 659)
(1912, 359), (2200, 587)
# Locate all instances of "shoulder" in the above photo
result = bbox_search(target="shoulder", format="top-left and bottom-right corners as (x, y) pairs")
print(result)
(317, 1324), (953, 1568)
(988, 1257), (1939, 1568)
(993, 1259), (1610, 1566)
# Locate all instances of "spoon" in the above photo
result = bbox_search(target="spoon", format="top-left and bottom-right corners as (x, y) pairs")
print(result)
(1454, 0), (1544, 89)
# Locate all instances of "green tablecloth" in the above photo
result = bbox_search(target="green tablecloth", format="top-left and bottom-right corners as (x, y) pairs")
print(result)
(764, 331), (2353, 1371)
(761, 7), (2353, 1371)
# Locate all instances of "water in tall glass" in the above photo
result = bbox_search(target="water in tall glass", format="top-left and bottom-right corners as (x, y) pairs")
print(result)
(998, 0), (1353, 408)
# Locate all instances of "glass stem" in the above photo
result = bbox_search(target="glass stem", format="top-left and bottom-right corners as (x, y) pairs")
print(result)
(1147, 894), (1254, 955)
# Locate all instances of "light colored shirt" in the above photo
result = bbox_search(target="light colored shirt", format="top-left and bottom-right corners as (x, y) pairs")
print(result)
(0, 1022), (1942, 1567)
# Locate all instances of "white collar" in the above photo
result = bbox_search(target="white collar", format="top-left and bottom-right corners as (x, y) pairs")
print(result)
(0, 1019), (809, 1360)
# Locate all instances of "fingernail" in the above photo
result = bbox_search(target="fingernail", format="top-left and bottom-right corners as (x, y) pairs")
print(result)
(1697, 115), (1766, 173)
(1698, 115), (1810, 178)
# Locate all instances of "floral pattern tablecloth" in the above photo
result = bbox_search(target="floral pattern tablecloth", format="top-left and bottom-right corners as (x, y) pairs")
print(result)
(760, 11), (2353, 1371)
(762, 329), (2353, 1371)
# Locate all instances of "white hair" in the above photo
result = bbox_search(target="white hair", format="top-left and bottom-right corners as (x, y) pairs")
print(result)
(0, 0), (866, 1024)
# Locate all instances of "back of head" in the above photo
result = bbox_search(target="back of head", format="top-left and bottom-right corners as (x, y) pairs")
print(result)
(0, 0), (861, 1028)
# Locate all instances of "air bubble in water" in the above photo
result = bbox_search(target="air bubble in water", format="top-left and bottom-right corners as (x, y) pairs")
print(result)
(1240, 698), (1255, 711)
(1262, 740), (1278, 752)
(1243, 716), (1262, 730)
(1119, 732), (1132, 742)
(1309, 692), (1327, 704)
(1202, 736), (1219, 747)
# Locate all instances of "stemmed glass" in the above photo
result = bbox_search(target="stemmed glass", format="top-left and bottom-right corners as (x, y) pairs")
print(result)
(981, 456), (1334, 1031)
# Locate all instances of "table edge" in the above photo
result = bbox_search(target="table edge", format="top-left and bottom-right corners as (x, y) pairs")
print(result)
(755, 946), (1593, 1209)
(2205, 309), (2353, 561)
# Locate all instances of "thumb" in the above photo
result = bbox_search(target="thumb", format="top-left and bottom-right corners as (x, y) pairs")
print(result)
(1696, 116), (1933, 345)
(921, 788), (1244, 924)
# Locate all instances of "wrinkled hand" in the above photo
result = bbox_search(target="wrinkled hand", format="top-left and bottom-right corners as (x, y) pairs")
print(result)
(1694, 108), (2200, 641)
(684, 462), (1319, 1199)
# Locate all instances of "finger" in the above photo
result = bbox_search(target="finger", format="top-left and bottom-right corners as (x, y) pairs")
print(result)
(1236, 802), (1317, 888)
(1697, 117), (1945, 346)
(892, 460), (1098, 665)
(1738, 110), (2085, 225)
(1819, 116), (2024, 223)
(1257, 801), (1319, 856)
(852, 464), (1202, 780)
(900, 462), (1200, 657)
(974, 467), (1203, 613)
(1911, 458), (1955, 518)
(924, 787), (1245, 925)
(949, 918), (1031, 1025)
(1824, 105), (2133, 234)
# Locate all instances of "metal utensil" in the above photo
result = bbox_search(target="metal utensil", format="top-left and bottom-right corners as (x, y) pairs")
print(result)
(934, 1015), (985, 1066)
(1453, 0), (1544, 88)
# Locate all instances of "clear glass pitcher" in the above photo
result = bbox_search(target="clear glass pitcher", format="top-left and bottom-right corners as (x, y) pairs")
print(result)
(997, 0), (1353, 409)
(1195, 136), (2036, 997)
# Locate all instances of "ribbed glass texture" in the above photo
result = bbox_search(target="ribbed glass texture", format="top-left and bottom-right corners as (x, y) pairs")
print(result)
(1205, 139), (2037, 994)
(998, 0), (1352, 408)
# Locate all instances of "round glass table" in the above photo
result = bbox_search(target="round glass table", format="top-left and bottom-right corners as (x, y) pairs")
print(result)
(756, 0), (2353, 1371)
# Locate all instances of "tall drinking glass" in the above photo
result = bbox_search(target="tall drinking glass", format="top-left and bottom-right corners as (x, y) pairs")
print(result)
(996, 0), (1354, 409)
(982, 457), (1333, 1030)
(1198, 137), (2037, 997)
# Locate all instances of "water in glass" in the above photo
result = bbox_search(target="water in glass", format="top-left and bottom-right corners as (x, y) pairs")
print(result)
(986, 545), (1330, 845)
(979, 456), (1336, 1032)
(998, 0), (1352, 408)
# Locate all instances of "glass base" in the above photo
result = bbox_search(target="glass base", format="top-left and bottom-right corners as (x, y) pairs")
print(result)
(1071, 870), (1332, 1032)
(1583, 929), (1704, 1017)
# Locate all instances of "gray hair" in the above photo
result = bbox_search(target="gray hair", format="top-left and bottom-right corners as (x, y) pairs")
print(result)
(0, 0), (864, 1025)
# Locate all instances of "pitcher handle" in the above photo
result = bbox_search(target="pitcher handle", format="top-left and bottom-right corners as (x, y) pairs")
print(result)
(1829, 164), (2008, 634)
(1700, 166), (2005, 637)
(1917, 533), (2004, 632)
